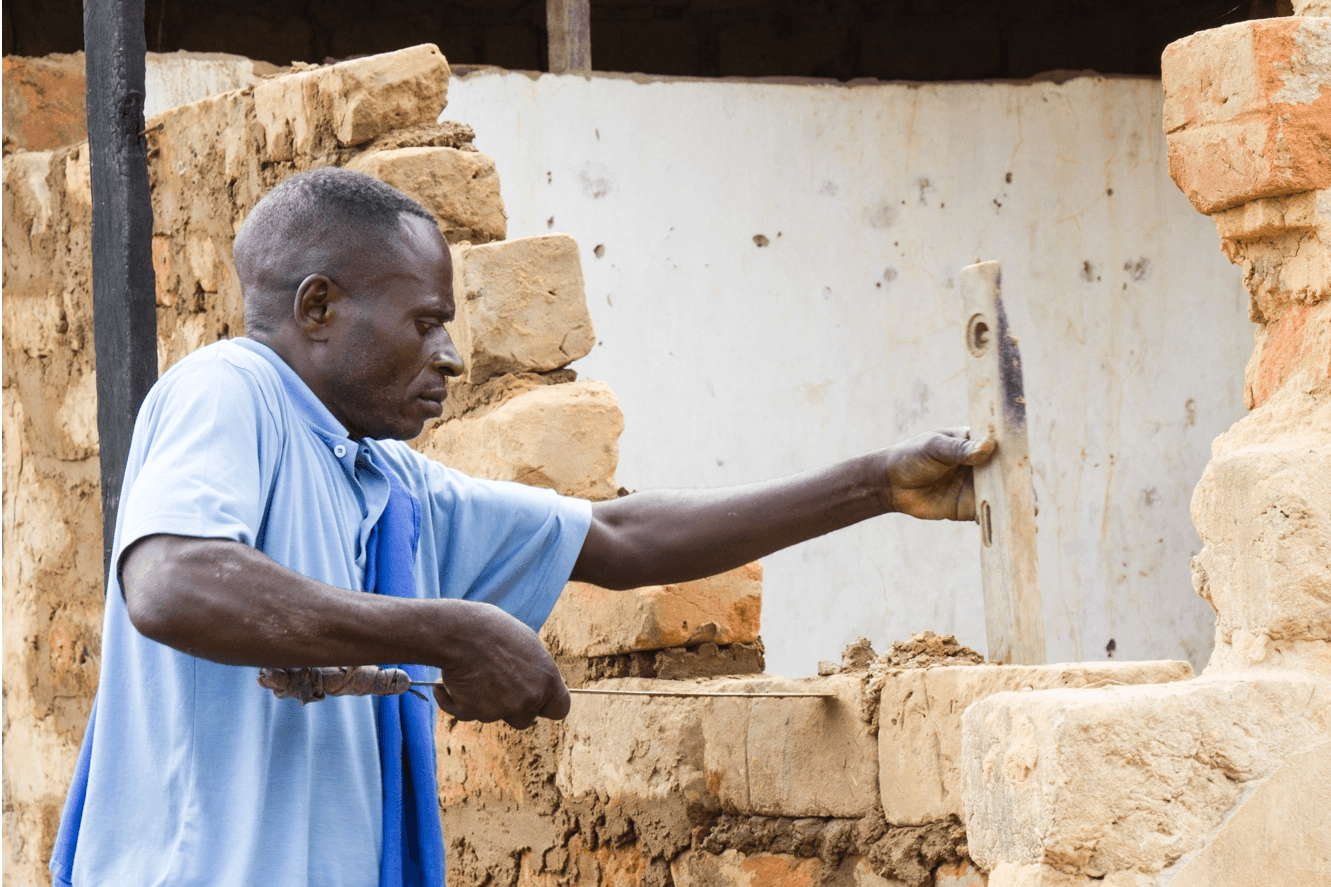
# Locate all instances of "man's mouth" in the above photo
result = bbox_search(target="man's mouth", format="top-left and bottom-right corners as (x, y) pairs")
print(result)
(416, 389), (447, 415)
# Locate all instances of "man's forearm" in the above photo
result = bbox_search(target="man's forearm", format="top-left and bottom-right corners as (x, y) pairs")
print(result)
(123, 533), (571, 726)
(123, 534), (460, 669)
(571, 453), (888, 590)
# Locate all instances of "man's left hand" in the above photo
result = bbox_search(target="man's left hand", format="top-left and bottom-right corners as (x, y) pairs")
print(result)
(878, 427), (996, 521)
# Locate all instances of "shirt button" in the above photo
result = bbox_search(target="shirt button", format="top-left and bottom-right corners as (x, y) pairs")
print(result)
(333, 444), (347, 458)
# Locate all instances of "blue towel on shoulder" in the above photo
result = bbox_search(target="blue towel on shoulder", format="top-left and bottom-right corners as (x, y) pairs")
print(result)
(366, 468), (445, 887)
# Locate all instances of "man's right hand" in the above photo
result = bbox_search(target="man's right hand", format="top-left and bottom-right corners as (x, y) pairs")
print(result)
(430, 600), (571, 729)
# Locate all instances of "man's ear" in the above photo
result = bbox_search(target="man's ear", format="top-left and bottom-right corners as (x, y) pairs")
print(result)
(293, 274), (342, 340)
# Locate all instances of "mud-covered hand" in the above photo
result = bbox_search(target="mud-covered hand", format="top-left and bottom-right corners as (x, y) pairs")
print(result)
(430, 600), (571, 730)
(880, 427), (996, 521)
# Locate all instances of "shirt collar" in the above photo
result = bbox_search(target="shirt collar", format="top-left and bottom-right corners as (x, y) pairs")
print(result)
(232, 337), (357, 454)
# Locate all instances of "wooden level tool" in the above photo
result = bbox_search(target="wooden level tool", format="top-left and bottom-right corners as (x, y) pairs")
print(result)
(960, 261), (1046, 665)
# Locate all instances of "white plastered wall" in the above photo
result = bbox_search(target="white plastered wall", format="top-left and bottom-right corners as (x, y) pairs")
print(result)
(444, 70), (1250, 677)
(144, 52), (276, 120)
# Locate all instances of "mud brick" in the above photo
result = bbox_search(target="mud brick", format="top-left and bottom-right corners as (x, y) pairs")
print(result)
(1168, 740), (1331, 887)
(1163, 18), (1331, 214)
(253, 44), (449, 160)
(879, 661), (1193, 825)
(702, 674), (878, 818)
(348, 146), (506, 244)
(2, 53), (88, 152)
(452, 235), (594, 384)
(541, 562), (762, 658)
(1211, 190), (1331, 328)
(555, 678), (711, 811)
(1192, 424), (1331, 662)
(962, 675), (1331, 877)
(416, 380), (623, 499)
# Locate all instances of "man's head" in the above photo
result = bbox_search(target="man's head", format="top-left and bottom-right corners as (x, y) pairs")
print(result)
(234, 167), (464, 441)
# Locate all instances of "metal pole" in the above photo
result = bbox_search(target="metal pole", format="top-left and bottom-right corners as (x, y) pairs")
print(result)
(83, 0), (159, 580)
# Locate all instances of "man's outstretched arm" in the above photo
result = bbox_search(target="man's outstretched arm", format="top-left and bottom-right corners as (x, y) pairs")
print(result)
(571, 427), (994, 590)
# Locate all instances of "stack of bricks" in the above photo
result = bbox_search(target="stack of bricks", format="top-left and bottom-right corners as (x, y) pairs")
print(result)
(960, 8), (1331, 886)
(441, 572), (1191, 887)
(413, 231), (623, 500)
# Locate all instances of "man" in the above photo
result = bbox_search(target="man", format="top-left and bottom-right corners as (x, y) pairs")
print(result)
(51, 167), (993, 886)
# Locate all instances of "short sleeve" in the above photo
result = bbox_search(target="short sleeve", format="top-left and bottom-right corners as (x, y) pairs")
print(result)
(116, 357), (281, 572)
(374, 444), (592, 632)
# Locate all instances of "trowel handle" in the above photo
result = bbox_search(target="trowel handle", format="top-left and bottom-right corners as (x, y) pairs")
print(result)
(257, 665), (414, 705)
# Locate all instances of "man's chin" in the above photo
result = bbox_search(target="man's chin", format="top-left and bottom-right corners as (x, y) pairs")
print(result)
(362, 401), (444, 442)
(388, 419), (431, 442)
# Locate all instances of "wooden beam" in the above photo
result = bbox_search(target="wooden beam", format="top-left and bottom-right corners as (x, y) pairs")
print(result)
(960, 261), (1046, 665)
(547, 0), (592, 74)
(84, 0), (158, 579)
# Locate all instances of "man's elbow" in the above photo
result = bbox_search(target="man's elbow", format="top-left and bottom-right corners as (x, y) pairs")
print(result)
(124, 571), (188, 646)
(121, 538), (198, 647)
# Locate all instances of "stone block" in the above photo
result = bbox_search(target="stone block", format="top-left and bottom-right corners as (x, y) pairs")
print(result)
(431, 369), (576, 425)
(541, 561), (763, 657)
(416, 379), (623, 499)
(703, 675), (878, 817)
(556, 678), (712, 810)
(558, 674), (876, 820)
(452, 235), (594, 384)
(348, 147), (505, 244)
(879, 661), (1194, 825)
(961, 675), (1331, 878)
(253, 44), (449, 160)
(1190, 388), (1331, 672)
(1162, 18), (1331, 214)
(984, 741), (1331, 887)
(1213, 190), (1331, 327)
(1168, 740), (1331, 886)
(2, 53), (87, 152)
(1244, 296), (1331, 409)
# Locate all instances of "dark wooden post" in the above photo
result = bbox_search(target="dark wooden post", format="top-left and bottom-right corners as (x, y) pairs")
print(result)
(84, 0), (158, 579)
(547, 0), (592, 73)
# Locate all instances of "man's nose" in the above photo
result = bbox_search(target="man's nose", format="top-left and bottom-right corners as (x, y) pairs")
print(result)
(431, 327), (465, 378)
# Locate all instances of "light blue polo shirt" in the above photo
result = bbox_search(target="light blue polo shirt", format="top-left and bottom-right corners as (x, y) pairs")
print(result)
(52, 338), (591, 887)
